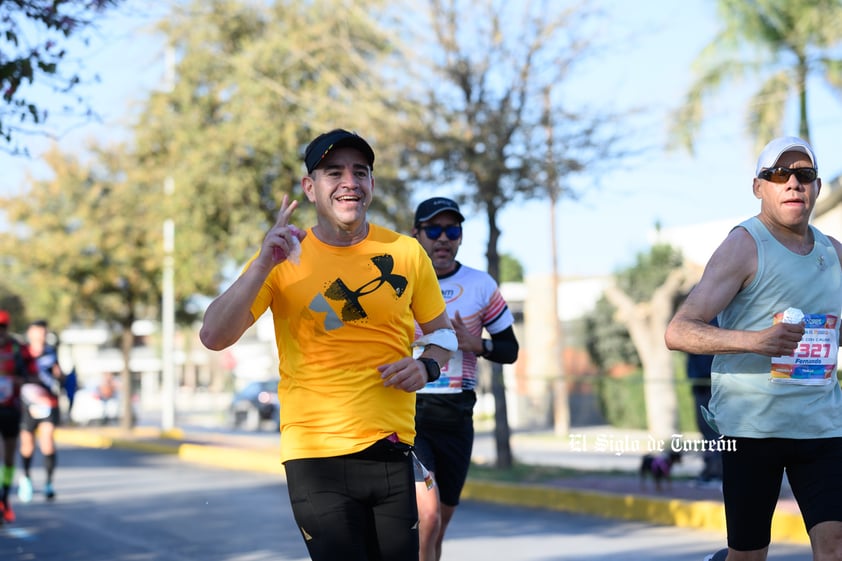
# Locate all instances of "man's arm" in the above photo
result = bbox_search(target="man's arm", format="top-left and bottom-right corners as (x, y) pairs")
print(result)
(825, 235), (842, 346)
(199, 262), (267, 350)
(200, 195), (305, 350)
(49, 360), (64, 387)
(483, 326), (519, 364)
(451, 310), (518, 363)
(379, 311), (455, 392)
(665, 226), (804, 358)
(417, 312), (456, 367)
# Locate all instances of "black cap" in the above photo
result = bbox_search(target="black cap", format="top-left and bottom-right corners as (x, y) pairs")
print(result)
(414, 197), (465, 225)
(303, 129), (375, 173)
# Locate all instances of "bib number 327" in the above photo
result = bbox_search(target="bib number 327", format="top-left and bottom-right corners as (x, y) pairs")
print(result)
(771, 311), (838, 385)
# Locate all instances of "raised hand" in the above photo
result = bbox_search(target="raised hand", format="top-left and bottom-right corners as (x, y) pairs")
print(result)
(261, 194), (307, 265)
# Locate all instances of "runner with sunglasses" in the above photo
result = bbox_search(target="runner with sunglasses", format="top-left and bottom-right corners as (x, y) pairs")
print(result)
(411, 197), (519, 561)
(666, 136), (842, 561)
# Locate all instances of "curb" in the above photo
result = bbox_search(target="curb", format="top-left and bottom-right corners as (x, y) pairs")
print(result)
(177, 443), (285, 475)
(461, 480), (808, 545)
(56, 427), (809, 545)
(56, 427), (286, 476)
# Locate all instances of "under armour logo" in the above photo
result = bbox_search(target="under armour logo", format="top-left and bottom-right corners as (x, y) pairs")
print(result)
(311, 254), (407, 329)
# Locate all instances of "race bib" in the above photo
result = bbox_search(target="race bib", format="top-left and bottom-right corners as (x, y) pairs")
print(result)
(770, 312), (839, 385)
(417, 350), (464, 394)
(28, 404), (52, 419)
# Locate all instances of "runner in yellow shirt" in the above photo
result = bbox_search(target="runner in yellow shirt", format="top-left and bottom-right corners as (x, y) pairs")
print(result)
(200, 129), (455, 561)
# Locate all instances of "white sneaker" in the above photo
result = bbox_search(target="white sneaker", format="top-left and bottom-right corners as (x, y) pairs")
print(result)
(17, 476), (33, 503)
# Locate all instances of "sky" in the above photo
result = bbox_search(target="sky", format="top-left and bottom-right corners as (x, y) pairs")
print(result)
(4, 1), (842, 280)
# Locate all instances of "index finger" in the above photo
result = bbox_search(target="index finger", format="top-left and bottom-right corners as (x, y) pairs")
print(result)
(275, 194), (299, 227)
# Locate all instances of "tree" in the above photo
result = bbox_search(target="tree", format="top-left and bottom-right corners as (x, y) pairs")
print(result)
(133, 0), (425, 282)
(499, 253), (523, 283)
(0, 285), (28, 334)
(585, 297), (640, 375)
(0, 0), (124, 153)
(669, 0), (842, 153)
(399, 0), (627, 467)
(597, 244), (701, 438)
(0, 144), (167, 429)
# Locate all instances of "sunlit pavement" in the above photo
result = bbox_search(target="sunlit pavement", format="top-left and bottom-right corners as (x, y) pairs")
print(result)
(54, 423), (809, 546)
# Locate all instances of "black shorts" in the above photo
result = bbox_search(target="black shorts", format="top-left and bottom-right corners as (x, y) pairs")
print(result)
(0, 407), (21, 439)
(414, 391), (476, 506)
(722, 436), (842, 551)
(283, 438), (418, 561)
(21, 402), (60, 432)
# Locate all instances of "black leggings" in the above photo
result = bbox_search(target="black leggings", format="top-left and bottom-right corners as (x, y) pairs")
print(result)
(722, 436), (842, 551)
(284, 440), (418, 561)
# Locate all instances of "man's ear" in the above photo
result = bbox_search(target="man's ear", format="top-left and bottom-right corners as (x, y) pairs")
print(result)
(301, 176), (316, 203)
(752, 178), (762, 199)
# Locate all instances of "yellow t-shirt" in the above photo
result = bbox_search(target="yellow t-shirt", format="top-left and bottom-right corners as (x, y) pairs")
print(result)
(248, 223), (445, 462)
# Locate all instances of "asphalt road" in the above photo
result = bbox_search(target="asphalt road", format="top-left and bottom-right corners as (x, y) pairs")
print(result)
(0, 445), (814, 561)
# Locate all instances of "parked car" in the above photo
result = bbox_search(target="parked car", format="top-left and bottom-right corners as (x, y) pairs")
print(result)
(230, 379), (280, 431)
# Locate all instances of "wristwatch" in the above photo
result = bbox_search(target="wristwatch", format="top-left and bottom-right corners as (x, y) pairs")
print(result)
(481, 339), (494, 359)
(418, 357), (441, 383)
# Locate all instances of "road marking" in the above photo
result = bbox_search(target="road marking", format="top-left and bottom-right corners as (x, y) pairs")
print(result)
(1, 526), (35, 540)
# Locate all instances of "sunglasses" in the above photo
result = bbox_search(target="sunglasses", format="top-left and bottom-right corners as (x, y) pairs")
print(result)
(421, 224), (462, 241)
(757, 166), (818, 184)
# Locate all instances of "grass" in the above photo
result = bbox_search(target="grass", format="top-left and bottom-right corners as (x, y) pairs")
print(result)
(467, 460), (632, 484)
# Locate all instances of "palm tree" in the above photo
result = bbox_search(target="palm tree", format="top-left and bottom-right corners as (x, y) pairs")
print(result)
(669, 0), (842, 154)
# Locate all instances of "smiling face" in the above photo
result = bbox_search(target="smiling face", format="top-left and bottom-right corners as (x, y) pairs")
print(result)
(302, 146), (373, 244)
(413, 210), (463, 275)
(754, 150), (821, 232)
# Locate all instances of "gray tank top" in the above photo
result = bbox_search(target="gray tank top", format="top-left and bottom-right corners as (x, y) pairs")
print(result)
(707, 216), (842, 438)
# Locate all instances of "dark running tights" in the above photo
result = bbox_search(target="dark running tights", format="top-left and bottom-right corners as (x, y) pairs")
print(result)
(284, 448), (418, 561)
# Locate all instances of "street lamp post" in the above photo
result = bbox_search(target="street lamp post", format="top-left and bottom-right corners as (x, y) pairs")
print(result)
(161, 45), (177, 432)
(161, 178), (176, 431)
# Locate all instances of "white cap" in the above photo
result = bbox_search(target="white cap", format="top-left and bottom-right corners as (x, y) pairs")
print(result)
(755, 136), (817, 176)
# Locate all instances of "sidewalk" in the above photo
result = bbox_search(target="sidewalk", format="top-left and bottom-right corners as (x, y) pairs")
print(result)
(469, 426), (804, 544)
(54, 424), (809, 546)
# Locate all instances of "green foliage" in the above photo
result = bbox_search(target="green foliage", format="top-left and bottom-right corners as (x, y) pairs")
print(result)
(0, 144), (167, 331)
(0, 284), (28, 334)
(596, 370), (647, 430)
(585, 297), (641, 372)
(669, 0), (842, 152)
(595, 367), (698, 433)
(586, 243), (690, 430)
(0, 0), (123, 153)
(400, 1), (627, 283)
(615, 244), (683, 301)
(585, 244), (683, 371)
(499, 253), (524, 283)
(133, 0), (422, 281)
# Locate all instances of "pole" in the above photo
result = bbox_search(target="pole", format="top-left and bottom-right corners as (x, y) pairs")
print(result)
(161, 45), (177, 431)
(543, 86), (569, 435)
(162, 180), (176, 431)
